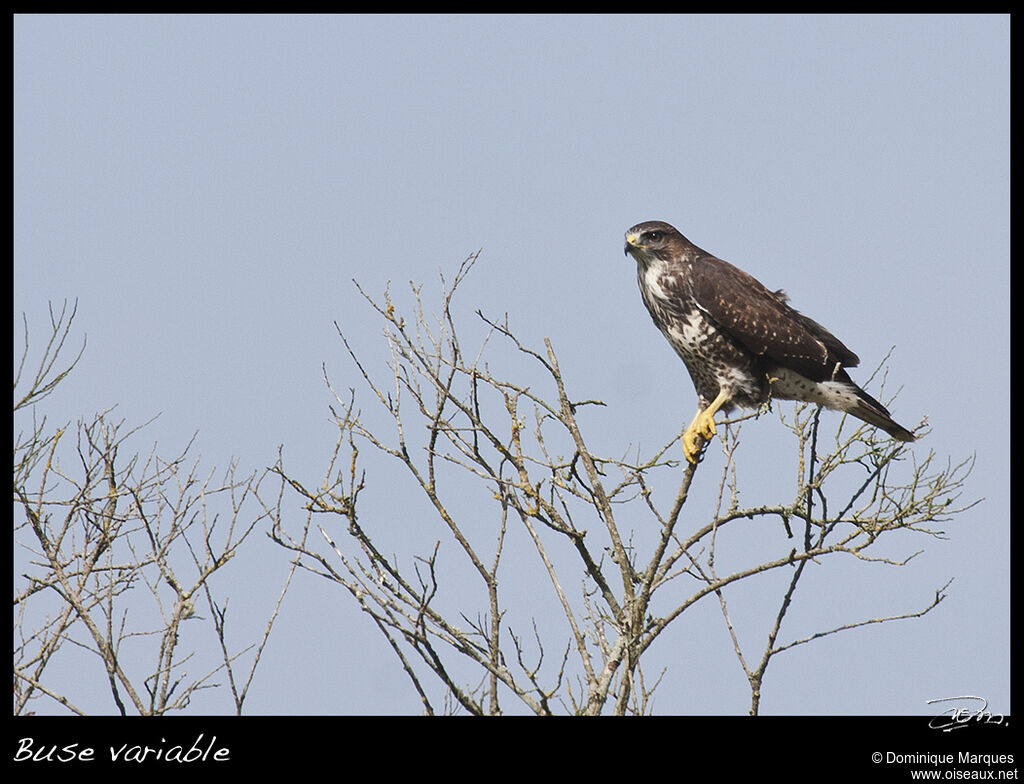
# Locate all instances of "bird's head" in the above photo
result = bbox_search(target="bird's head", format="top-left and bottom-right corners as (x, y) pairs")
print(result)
(624, 221), (686, 263)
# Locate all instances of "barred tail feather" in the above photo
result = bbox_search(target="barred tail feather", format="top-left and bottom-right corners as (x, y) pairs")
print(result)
(848, 388), (916, 442)
(772, 372), (916, 443)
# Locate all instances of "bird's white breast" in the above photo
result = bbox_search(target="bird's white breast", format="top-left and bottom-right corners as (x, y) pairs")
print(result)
(641, 262), (672, 302)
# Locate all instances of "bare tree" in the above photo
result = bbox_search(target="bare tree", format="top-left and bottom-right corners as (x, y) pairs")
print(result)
(13, 301), (291, 715)
(270, 254), (975, 715)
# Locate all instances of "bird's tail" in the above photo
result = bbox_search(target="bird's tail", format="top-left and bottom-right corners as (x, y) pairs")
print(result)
(848, 388), (916, 442)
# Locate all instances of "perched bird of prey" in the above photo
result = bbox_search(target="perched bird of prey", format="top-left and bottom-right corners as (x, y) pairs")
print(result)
(624, 220), (915, 463)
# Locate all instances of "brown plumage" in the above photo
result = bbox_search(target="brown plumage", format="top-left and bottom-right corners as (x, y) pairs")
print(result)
(624, 220), (915, 462)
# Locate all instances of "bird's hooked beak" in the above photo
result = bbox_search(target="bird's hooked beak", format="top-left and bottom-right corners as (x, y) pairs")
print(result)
(624, 232), (639, 256)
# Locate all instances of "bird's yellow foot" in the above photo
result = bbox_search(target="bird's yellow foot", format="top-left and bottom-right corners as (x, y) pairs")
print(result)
(682, 408), (719, 463)
(681, 390), (731, 464)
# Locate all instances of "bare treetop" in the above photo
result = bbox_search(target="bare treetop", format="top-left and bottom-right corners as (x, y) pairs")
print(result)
(270, 254), (974, 715)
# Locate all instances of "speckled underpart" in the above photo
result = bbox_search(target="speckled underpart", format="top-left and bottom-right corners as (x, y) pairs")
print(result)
(637, 257), (768, 412)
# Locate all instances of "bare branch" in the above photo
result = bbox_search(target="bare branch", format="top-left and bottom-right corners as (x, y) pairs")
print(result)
(269, 256), (976, 715)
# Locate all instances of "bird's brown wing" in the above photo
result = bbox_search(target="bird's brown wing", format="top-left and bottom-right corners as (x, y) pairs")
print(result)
(689, 254), (860, 381)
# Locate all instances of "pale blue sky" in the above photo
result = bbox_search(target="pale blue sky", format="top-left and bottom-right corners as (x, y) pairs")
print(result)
(14, 14), (1009, 715)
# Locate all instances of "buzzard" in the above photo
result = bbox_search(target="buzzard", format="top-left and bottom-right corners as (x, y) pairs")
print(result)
(624, 220), (915, 463)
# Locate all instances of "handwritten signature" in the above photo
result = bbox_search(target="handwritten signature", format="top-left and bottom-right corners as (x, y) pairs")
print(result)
(927, 695), (1006, 732)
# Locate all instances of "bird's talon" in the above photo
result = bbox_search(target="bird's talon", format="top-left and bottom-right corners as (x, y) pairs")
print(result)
(681, 427), (706, 464)
(698, 414), (717, 440)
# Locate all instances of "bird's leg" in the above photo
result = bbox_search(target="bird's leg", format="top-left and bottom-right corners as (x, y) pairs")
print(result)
(682, 389), (731, 464)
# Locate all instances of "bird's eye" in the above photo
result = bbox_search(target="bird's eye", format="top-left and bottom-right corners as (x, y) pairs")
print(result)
(645, 231), (662, 243)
